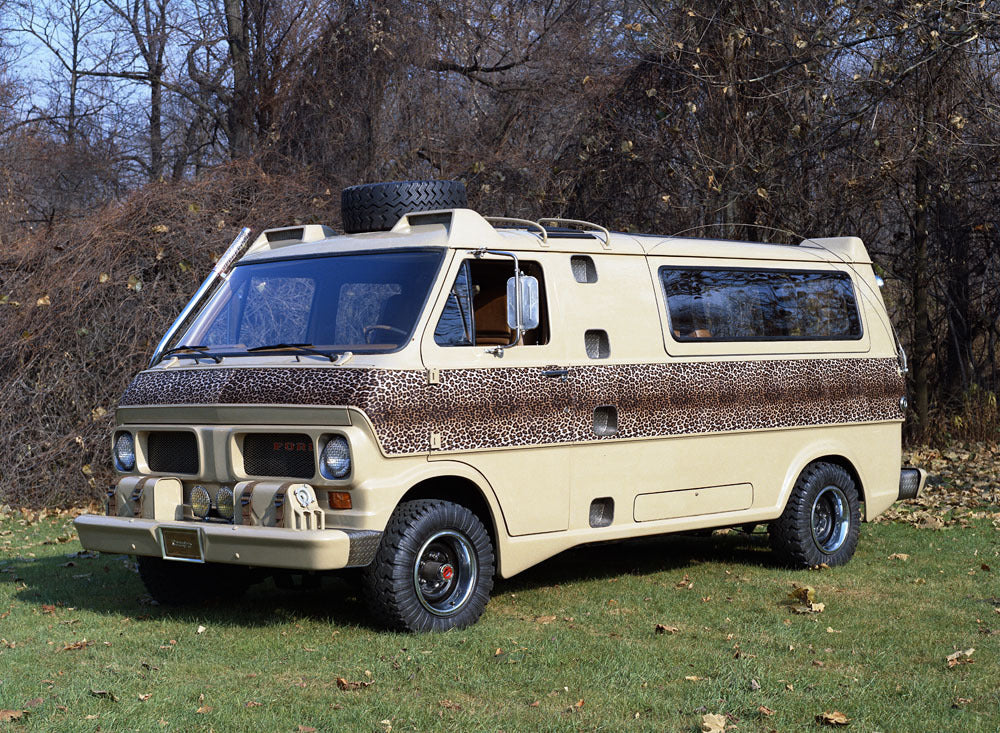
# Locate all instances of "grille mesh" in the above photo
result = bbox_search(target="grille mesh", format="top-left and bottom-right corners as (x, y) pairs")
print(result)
(243, 433), (315, 478)
(146, 431), (199, 474)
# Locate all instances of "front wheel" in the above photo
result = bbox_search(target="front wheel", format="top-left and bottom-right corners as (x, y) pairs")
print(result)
(769, 462), (861, 567)
(362, 500), (495, 631)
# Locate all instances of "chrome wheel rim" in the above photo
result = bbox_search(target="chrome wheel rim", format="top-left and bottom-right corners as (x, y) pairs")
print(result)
(413, 529), (477, 617)
(810, 485), (850, 554)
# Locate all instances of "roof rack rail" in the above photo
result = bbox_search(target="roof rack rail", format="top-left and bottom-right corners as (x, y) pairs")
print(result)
(484, 217), (549, 246)
(538, 218), (611, 249)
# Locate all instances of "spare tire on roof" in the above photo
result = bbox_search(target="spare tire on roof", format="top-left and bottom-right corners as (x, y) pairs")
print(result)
(341, 180), (468, 234)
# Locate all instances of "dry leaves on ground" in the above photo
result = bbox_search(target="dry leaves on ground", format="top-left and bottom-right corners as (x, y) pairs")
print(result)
(946, 648), (975, 668)
(336, 677), (374, 691)
(787, 584), (825, 614)
(655, 623), (679, 634)
(817, 711), (850, 725)
(876, 444), (1000, 528)
(701, 712), (729, 732)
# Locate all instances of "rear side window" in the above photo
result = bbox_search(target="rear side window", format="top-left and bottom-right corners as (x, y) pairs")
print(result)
(660, 267), (862, 342)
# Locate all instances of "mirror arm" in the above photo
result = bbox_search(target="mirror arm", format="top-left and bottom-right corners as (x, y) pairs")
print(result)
(474, 249), (522, 355)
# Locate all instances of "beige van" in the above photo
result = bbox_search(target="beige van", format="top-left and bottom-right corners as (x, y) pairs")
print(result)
(75, 180), (926, 631)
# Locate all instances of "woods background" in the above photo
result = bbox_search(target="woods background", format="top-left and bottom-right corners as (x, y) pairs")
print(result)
(0, 0), (998, 507)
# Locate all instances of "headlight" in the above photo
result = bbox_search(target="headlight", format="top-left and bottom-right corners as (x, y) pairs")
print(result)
(190, 485), (211, 518)
(320, 436), (351, 479)
(114, 432), (135, 471)
(216, 486), (235, 520)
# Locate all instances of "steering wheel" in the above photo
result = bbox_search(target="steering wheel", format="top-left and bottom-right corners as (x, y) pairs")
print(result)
(363, 324), (408, 344)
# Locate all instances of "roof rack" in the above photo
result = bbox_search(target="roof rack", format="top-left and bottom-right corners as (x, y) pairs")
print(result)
(483, 217), (549, 245)
(486, 216), (612, 249)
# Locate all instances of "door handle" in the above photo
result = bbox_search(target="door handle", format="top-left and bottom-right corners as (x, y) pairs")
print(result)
(542, 368), (569, 379)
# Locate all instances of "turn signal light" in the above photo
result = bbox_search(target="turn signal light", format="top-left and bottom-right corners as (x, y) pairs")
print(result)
(328, 491), (352, 510)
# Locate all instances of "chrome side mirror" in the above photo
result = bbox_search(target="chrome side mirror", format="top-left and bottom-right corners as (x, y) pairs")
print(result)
(507, 274), (539, 332)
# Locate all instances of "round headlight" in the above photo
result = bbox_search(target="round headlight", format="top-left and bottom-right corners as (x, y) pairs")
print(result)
(216, 486), (235, 520)
(190, 485), (211, 518)
(114, 432), (135, 471)
(320, 436), (351, 479)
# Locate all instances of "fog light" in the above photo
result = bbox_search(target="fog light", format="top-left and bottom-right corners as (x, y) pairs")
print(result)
(320, 436), (351, 479)
(190, 485), (211, 518)
(114, 432), (135, 471)
(216, 486), (235, 520)
(328, 491), (352, 510)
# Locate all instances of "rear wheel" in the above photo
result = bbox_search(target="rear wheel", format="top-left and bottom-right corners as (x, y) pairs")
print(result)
(136, 556), (252, 605)
(769, 462), (860, 567)
(362, 500), (494, 631)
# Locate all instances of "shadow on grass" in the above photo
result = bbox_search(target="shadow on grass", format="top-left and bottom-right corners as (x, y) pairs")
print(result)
(1, 529), (780, 629)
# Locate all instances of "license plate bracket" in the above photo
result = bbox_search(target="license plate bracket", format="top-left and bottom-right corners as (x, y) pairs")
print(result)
(158, 526), (205, 563)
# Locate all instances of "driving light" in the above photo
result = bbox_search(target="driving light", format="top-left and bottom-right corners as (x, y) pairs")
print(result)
(320, 436), (351, 479)
(216, 486), (235, 520)
(190, 485), (211, 518)
(114, 432), (135, 471)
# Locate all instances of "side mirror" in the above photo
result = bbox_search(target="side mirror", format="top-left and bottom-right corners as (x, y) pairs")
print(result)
(506, 274), (539, 332)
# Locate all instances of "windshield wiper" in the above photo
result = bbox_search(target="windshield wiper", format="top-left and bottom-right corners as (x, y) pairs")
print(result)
(246, 342), (337, 362)
(158, 344), (222, 363)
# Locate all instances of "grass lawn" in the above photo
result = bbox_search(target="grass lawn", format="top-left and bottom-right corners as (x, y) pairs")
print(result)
(1, 509), (998, 732)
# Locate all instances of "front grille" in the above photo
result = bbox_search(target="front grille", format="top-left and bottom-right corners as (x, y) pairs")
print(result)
(243, 433), (315, 479)
(147, 431), (199, 474)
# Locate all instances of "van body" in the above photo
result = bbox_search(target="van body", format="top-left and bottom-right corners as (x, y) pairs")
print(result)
(75, 182), (925, 631)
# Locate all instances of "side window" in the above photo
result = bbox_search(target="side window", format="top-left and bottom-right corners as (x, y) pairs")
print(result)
(435, 258), (550, 346)
(660, 267), (862, 341)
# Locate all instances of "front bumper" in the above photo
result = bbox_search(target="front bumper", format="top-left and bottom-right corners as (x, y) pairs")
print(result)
(74, 514), (381, 570)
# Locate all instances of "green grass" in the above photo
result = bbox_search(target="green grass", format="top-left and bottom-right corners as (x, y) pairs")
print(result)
(1, 511), (998, 732)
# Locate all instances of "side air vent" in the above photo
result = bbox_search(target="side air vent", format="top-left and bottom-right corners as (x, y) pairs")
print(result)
(585, 329), (610, 359)
(593, 405), (618, 436)
(571, 255), (597, 283)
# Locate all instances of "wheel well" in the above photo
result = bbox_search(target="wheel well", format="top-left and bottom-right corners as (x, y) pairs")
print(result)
(813, 455), (865, 506)
(399, 477), (498, 549)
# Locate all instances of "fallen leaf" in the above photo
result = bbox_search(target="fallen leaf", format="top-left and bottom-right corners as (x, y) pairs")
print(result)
(817, 711), (850, 725)
(99, 273), (110, 283)
(60, 639), (93, 651)
(24, 698), (43, 708)
(41, 604), (56, 614)
(336, 677), (374, 691)
(535, 615), (557, 624)
(138, 694), (152, 702)
(196, 625), (206, 634)
(655, 623), (679, 634)
(749, 678), (761, 691)
(196, 705), (212, 713)
(685, 675), (706, 682)
(952, 697), (973, 708)
(90, 689), (119, 702)
(36, 295), (51, 306)
(701, 712), (728, 732)
(0, 710), (25, 722)
(298, 727), (317, 733)
(946, 648), (975, 668)
(245, 701), (262, 708)
(888, 553), (910, 561)
(529, 701), (540, 707)
(759, 705), (775, 716)
(439, 700), (462, 710)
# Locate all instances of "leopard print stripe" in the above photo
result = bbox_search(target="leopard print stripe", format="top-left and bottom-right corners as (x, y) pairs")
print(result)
(119, 359), (904, 454)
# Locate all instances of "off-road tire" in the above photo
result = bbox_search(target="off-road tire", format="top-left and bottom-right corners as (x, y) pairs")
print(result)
(769, 462), (861, 567)
(136, 556), (252, 606)
(362, 500), (494, 632)
(341, 180), (468, 234)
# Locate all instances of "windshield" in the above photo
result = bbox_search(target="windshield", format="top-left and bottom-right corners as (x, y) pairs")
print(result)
(172, 249), (444, 356)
